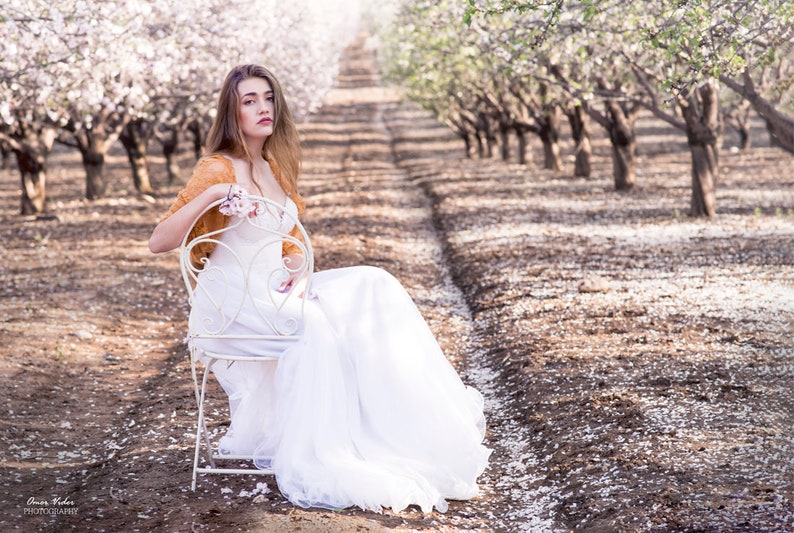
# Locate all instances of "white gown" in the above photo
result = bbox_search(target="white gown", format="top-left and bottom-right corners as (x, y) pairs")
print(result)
(189, 197), (490, 513)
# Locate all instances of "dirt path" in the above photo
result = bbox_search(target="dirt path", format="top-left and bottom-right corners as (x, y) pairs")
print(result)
(1, 35), (793, 533)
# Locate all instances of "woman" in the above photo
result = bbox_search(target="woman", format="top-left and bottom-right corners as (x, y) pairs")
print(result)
(149, 64), (490, 513)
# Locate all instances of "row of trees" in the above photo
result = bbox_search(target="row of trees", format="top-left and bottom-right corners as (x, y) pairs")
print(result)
(1, 0), (360, 214)
(382, 0), (794, 216)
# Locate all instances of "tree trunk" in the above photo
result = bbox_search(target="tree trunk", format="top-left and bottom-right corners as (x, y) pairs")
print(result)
(446, 115), (478, 160)
(1, 139), (11, 170)
(160, 126), (182, 183)
(566, 104), (592, 177)
(458, 132), (474, 159)
(766, 120), (784, 149)
(186, 118), (205, 160)
(485, 132), (496, 158)
(120, 119), (154, 193)
(72, 118), (124, 201)
(63, 109), (127, 201)
(724, 99), (752, 150)
(16, 150), (47, 215)
(761, 108), (794, 152)
(678, 82), (720, 217)
(83, 148), (107, 200)
(538, 105), (562, 172)
(499, 124), (511, 161)
(75, 125), (110, 200)
(11, 127), (56, 215)
(483, 115), (498, 159)
(688, 142), (718, 217)
(737, 122), (751, 150)
(475, 129), (485, 159)
(515, 127), (531, 165)
(605, 100), (637, 191)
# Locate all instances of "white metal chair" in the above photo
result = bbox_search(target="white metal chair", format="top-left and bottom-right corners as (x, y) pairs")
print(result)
(179, 195), (313, 490)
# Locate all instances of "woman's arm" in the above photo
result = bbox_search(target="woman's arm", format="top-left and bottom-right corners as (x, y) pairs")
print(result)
(148, 183), (230, 253)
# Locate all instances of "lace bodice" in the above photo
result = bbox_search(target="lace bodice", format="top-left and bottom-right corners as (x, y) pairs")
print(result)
(209, 196), (299, 283)
(189, 196), (304, 338)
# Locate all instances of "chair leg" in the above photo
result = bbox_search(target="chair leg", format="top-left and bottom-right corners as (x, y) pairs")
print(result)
(192, 357), (218, 490)
(191, 349), (201, 491)
(191, 432), (200, 491)
(200, 361), (217, 468)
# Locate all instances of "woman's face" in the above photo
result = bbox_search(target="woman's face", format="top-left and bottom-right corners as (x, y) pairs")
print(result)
(237, 77), (275, 143)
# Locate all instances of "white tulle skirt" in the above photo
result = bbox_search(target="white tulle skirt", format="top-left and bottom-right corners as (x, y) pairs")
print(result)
(195, 265), (490, 513)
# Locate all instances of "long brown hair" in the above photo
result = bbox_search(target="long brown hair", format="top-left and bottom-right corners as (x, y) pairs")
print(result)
(204, 64), (301, 196)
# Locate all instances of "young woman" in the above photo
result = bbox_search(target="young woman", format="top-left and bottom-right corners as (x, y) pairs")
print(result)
(149, 64), (490, 513)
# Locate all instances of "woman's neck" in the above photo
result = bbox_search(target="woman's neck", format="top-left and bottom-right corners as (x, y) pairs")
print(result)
(243, 138), (267, 163)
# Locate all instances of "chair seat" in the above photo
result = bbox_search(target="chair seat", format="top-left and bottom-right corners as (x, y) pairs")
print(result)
(194, 335), (303, 362)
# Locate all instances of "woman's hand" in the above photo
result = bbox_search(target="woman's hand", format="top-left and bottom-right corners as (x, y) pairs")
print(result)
(278, 253), (307, 296)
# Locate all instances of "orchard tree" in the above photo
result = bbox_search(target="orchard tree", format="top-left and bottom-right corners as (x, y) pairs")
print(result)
(722, 91), (754, 149)
(0, 0), (78, 214)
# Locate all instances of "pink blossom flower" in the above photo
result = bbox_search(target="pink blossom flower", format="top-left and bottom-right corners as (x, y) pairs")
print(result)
(219, 185), (256, 217)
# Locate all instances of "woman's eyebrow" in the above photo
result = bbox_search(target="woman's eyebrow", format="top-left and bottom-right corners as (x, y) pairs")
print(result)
(241, 90), (274, 98)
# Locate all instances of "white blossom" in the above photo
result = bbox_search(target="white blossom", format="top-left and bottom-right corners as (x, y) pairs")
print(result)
(1, 0), (362, 146)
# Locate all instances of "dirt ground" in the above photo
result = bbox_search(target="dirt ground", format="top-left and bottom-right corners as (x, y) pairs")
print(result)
(1, 38), (793, 532)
